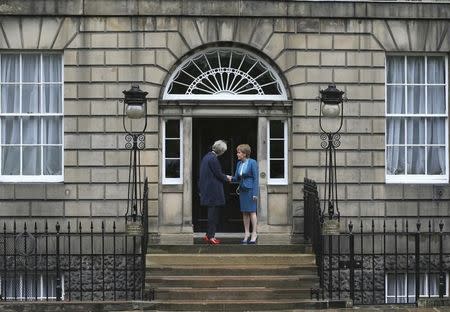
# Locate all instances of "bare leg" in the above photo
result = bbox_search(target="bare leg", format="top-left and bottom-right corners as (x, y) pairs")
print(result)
(243, 213), (250, 240)
(250, 212), (257, 241)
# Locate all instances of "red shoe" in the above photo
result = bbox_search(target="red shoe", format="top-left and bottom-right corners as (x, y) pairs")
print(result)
(209, 237), (221, 245)
(202, 235), (209, 243)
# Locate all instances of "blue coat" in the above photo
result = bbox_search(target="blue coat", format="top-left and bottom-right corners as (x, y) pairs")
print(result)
(198, 152), (228, 206)
(232, 158), (259, 197)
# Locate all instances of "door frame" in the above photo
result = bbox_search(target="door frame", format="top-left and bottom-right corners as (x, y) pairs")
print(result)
(159, 104), (291, 239)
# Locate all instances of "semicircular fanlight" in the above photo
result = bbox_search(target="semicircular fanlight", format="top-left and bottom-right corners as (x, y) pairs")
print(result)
(164, 48), (287, 101)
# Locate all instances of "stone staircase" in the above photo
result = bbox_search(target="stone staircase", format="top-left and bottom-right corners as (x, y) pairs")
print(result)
(145, 238), (349, 311)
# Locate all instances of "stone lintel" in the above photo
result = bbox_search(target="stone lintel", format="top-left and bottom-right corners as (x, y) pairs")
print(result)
(0, 1), (449, 20)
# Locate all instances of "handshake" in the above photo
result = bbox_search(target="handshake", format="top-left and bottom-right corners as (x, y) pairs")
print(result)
(226, 175), (232, 182)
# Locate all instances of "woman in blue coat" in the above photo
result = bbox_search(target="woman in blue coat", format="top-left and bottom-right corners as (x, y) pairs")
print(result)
(232, 144), (259, 244)
(198, 140), (229, 245)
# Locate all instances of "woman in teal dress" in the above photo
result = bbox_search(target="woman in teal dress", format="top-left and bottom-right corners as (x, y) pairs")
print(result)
(232, 144), (259, 244)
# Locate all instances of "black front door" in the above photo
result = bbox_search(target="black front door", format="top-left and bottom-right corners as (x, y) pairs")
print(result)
(193, 118), (257, 233)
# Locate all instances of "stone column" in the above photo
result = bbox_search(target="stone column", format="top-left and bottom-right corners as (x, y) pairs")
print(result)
(182, 112), (193, 236)
(257, 116), (268, 228)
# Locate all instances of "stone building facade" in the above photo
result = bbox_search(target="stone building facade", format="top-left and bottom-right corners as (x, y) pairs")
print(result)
(0, 0), (449, 246)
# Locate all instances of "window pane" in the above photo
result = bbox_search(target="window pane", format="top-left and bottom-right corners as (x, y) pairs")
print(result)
(23, 117), (41, 144)
(387, 56), (405, 83)
(387, 86), (405, 114)
(22, 84), (40, 113)
(165, 120), (180, 138)
(427, 118), (445, 144)
(427, 56), (445, 84)
(43, 117), (62, 144)
(43, 146), (62, 175)
(406, 118), (425, 144)
(165, 159), (180, 178)
(165, 139), (180, 158)
(22, 54), (40, 83)
(42, 55), (61, 82)
(270, 160), (284, 179)
(386, 118), (405, 145)
(43, 85), (62, 113)
(270, 120), (284, 138)
(428, 274), (439, 296)
(428, 147), (446, 175)
(1, 54), (20, 82)
(387, 146), (405, 175)
(1, 84), (20, 113)
(407, 147), (425, 174)
(387, 274), (396, 296)
(23, 146), (41, 175)
(407, 273), (416, 296)
(407, 56), (425, 84)
(407, 86), (425, 114)
(1, 117), (20, 144)
(427, 86), (445, 114)
(270, 140), (284, 158)
(2, 146), (20, 175)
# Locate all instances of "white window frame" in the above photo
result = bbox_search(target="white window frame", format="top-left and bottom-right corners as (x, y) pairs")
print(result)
(385, 272), (449, 303)
(0, 52), (64, 183)
(267, 119), (288, 185)
(0, 273), (65, 301)
(162, 119), (183, 184)
(162, 47), (288, 102)
(385, 54), (449, 184)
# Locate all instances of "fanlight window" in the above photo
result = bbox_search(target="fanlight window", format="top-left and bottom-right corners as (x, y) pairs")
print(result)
(163, 48), (287, 101)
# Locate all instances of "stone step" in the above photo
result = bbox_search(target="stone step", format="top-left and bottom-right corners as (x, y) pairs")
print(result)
(151, 299), (350, 311)
(154, 287), (314, 300)
(147, 275), (319, 288)
(147, 253), (316, 266)
(147, 264), (318, 276)
(149, 243), (311, 254)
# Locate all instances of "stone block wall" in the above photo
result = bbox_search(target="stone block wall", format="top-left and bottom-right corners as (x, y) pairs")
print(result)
(0, 1), (448, 237)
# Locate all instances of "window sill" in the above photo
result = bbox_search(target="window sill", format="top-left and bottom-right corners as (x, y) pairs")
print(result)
(0, 176), (63, 183)
(386, 175), (449, 184)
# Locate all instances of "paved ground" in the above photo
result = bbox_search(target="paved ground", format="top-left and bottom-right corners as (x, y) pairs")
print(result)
(294, 306), (450, 312)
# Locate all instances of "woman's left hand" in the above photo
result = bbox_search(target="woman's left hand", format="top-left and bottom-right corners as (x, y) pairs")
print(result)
(252, 196), (257, 201)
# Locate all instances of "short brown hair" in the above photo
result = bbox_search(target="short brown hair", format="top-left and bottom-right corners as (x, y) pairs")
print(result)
(236, 144), (251, 157)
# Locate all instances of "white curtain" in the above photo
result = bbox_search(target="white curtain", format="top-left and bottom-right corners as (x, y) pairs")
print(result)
(1, 54), (62, 176)
(1, 55), (20, 175)
(387, 56), (446, 176)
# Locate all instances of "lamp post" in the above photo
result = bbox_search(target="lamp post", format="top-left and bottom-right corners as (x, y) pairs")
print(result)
(318, 84), (345, 234)
(122, 84), (148, 236)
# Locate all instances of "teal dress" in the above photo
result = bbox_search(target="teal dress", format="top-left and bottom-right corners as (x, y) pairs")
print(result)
(232, 158), (259, 213)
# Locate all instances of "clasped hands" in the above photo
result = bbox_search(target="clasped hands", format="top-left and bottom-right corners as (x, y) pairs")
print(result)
(226, 175), (232, 182)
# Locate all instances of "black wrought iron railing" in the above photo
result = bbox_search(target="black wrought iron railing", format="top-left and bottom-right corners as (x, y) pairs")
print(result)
(0, 180), (149, 302)
(304, 178), (449, 305)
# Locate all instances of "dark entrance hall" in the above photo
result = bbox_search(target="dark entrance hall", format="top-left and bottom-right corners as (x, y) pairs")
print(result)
(192, 118), (257, 233)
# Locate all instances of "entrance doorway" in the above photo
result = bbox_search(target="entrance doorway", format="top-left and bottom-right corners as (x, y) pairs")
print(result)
(192, 118), (257, 233)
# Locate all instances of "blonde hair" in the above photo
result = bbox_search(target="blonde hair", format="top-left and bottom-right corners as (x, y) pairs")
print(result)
(236, 144), (251, 157)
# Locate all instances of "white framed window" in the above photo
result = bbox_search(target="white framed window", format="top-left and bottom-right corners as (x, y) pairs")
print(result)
(0, 274), (64, 300)
(163, 47), (287, 102)
(267, 119), (288, 184)
(162, 119), (183, 184)
(0, 52), (64, 183)
(385, 273), (448, 303)
(385, 55), (448, 184)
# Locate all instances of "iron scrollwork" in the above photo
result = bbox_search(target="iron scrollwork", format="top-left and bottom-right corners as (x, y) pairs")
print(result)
(125, 133), (146, 150)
